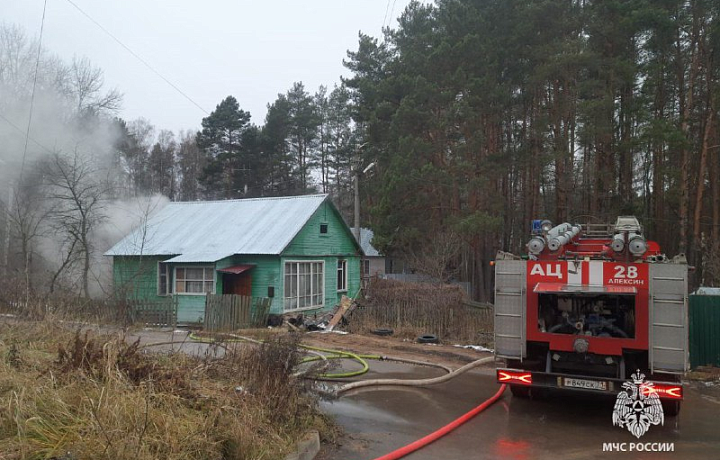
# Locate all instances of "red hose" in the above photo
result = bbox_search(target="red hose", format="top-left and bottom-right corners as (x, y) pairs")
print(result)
(371, 384), (507, 460)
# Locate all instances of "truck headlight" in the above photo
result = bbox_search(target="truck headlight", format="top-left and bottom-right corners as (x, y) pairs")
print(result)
(541, 220), (553, 233)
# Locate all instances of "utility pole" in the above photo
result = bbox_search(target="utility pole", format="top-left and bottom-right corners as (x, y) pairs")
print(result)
(354, 168), (361, 245)
(353, 143), (369, 248)
(353, 158), (376, 250)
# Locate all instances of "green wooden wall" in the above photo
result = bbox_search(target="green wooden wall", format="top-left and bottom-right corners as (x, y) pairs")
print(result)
(281, 201), (361, 313)
(283, 201), (359, 257)
(113, 255), (167, 301)
(175, 291), (207, 324)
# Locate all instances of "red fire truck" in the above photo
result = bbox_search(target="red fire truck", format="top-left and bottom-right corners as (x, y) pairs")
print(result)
(494, 217), (688, 415)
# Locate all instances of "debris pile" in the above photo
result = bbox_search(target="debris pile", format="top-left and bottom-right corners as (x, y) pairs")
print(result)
(276, 295), (356, 333)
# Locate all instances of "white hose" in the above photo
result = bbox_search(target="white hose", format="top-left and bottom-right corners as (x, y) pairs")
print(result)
(226, 333), (263, 344)
(336, 356), (494, 394)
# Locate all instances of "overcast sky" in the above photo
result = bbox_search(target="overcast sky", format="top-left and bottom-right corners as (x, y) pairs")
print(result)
(4, 0), (417, 134)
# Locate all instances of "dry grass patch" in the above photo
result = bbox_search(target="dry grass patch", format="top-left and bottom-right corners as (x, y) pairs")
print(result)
(0, 321), (332, 459)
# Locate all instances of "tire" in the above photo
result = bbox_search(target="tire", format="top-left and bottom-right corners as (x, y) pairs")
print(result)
(371, 328), (394, 336)
(510, 385), (531, 398)
(662, 400), (681, 417)
(417, 334), (439, 344)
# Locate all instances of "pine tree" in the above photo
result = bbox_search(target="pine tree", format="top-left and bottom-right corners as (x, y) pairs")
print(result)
(196, 96), (252, 199)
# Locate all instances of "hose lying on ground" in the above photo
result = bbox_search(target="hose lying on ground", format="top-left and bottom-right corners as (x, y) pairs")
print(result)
(371, 384), (507, 460)
(149, 331), (484, 383)
(336, 356), (495, 394)
(188, 331), (372, 379)
(301, 353), (453, 377)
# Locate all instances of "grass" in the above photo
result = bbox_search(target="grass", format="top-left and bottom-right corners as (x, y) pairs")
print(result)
(0, 320), (334, 460)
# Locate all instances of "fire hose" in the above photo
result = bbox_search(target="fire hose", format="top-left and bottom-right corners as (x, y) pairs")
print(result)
(370, 383), (507, 460)
(336, 355), (494, 394)
(181, 332), (453, 379)
(150, 331), (489, 388)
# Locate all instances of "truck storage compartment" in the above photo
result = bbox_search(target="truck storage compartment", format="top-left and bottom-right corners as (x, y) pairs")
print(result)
(537, 292), (635, 339)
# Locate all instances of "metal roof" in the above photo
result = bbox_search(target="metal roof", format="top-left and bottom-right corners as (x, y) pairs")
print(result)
(216, 264), (255, 274)
(352, 227), (381, 257)
(105, 194), (329, 259)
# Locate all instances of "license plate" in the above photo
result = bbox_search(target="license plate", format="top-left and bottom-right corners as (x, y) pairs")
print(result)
(563, 377), (607, 391)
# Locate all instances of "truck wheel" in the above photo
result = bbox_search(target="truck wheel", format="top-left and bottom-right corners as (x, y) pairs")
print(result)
(662, 400), (681, 417)
(510, 385), (531, 398)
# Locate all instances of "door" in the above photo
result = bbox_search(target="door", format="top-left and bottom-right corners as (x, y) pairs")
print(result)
(223, 273), (252, 296)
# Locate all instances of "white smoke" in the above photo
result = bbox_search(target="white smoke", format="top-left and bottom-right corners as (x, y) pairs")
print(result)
(0, 23), (170, 297)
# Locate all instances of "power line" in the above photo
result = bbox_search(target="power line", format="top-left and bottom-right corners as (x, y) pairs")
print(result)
(63, 0), (209, 115)
(19, 0), (48, 182)
(388, 0), (398, 28)
(382, 0), (392, 29)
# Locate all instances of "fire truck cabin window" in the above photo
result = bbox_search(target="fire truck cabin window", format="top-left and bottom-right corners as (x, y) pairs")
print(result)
(538, 294), (635, 339)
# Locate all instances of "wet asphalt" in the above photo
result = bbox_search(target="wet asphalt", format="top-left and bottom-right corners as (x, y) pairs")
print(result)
(318, 360), (720, 460)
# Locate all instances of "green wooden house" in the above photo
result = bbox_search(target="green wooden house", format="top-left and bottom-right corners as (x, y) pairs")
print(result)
(105, 194), (362, 323)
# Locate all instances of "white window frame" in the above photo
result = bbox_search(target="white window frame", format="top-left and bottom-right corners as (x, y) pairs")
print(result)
(283, 260), (324, 311)
(337, 259), (348, 292)
(173, 265), (216, 296)
(157, 262), (170, 296)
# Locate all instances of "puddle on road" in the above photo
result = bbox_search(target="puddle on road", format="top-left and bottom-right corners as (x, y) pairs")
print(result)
(320, 398), (411, 426)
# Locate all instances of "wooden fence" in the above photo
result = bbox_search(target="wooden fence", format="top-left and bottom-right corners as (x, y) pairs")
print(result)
(351, 278), (493, 344)
(204, 294), (272, 332)
(128, 297), (177, 328)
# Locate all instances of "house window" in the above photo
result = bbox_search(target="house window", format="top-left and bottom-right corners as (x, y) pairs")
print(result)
(284, 261), (323, 311)
(320, 223), (328, 234)
(175, 266), (214, 294)
(337, 259), (347, 291)
(158, 262), (169, 296)
(362, 259), (370, 277)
